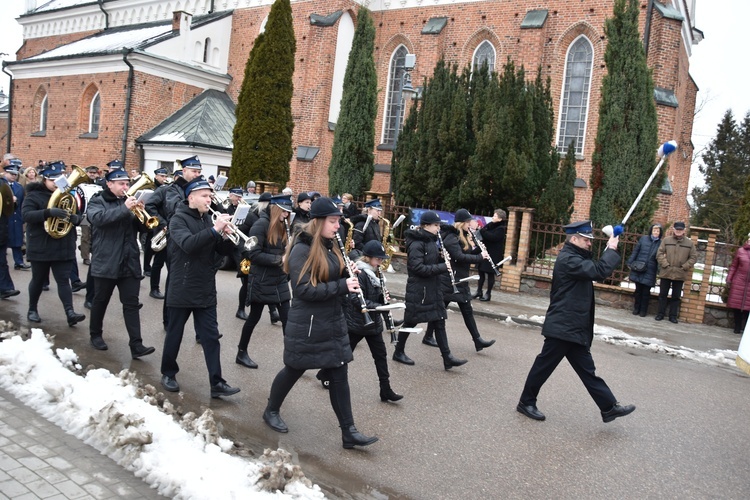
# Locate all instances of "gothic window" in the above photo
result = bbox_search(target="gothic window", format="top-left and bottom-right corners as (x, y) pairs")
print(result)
(89, 92), (100, 134)
(472, 41), (496, 74)
(203, 38), (211, 63)
(382, 45), (409, 146)
(79, 84), (100, 138)
(32, 87), (48, 135)
(557, 36), (593, 155)
(39, 95), (48, 133)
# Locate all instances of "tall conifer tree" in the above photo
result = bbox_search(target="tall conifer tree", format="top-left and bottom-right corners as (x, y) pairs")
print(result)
(229, 0), (295, 187)
(589, 0), (658, 234)
(328, 8), (378, 197)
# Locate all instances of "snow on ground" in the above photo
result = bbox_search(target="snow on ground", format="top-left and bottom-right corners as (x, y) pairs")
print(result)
(0, 324), (324, 500)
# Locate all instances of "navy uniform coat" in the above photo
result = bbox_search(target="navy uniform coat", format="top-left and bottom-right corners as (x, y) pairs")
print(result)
(6, 179), (24, 248)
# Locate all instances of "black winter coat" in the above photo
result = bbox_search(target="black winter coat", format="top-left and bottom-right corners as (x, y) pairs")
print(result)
(21, 182), (78, 262)
(541, 241), (620, 347)
(351, 214), (382, 256)
(627, 223), (662, 287)
(243, 211), (291, 304)
(87, 188), (143, 279)
(404, 228), (448, 324)
(0, 178), (10, 246)
(283, 231), (354, 370)
(439, 225), (482, 303)
(145, 183), (170, 230)
(166, 202), (234, 308)
(290, 208), (310, 234)
(478, 220), (507, 274)
(164, 178), (188, 221)
(343, 260), (385, 335)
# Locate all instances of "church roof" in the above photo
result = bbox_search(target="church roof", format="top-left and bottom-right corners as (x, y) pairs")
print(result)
(135, 89), (236, 151)
(24, 0), (95, 15)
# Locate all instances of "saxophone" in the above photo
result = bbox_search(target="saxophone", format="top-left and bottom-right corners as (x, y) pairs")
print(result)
(344, 218), (355, 253)
(380, 218), (398, 271)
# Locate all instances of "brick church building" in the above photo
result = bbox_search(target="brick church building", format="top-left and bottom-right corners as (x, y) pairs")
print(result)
(4, 0), (701, 222)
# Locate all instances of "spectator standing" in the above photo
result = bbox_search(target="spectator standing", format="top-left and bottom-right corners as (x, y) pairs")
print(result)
(727, 234), (750, 334)
(627, 224), (662, 317)
(655, 222), (697, 323)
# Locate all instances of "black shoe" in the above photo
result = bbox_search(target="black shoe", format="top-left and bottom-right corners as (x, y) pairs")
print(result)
(270, 310), (281, 324)
(83, 259), (91, 266)
(144, 270), (152, 277)
(632, 309), (640, 315)
(639, 311), (647, 317)
(66, 310), (85, 327)
(27, 310), (41, 323)
(443, 354), (468, 370)
(211, 381), (240, 398)
(479, 292), (491, 302)
(90, 336), (108, 351)
(655, 313), (664, 321)
(149, 289), (164, 300)
(1, 289), (20, 299)
(474, 337), (496, 351)
(161, 375), (179, 392)
(472, 289), (483, 299)
(236, 308), (248, 320)
(392, 350), (415, 365)
(131, 344), (156, 359)
(422, 336), (438, 347)
(669, 317), (678, 324)
(42, 285), (49, 291)
(341, 425), (378, 449)
(14, 263), (31, 270)
(263, 409), (288, 433)
(516, 403), (546, 421)
(379, 387), (403, 402)
(601, 403), (636, 423)
(235, 350), (258, 369)
(84, 301), (92, 310)
(71, 281), (87, 293)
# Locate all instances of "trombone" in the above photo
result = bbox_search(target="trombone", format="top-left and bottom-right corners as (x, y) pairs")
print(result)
(207, 206), (256, 251)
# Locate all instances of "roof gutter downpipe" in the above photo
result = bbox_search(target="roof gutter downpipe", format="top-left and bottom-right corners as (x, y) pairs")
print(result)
(2, 63), (12, 153)
(97, 0), (110, 29)
(121, 48), (134, 165)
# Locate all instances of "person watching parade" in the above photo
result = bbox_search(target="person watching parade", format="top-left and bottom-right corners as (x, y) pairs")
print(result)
(655, 221), (697, 324)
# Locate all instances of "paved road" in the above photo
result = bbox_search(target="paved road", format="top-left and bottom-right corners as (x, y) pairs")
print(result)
(1, 262), (748, 499)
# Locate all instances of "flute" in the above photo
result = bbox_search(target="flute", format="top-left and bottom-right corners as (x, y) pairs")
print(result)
(468, 227), (501, 276)
(334, 232), (374, 326)
(437, 230), (459, 294)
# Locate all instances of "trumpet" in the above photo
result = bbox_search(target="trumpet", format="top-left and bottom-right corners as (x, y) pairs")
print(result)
(207, 206), (256, 251)
(437, 230), (459, 294)
(126, 174), (159, 229)
(151, 226), (168, 252)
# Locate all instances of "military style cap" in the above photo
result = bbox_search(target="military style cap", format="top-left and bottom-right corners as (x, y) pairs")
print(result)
(173, 169), (183, 178)
(105, 168), (130, 182)
(563, 220), (595, 239)
(229, 187), (244, 196)
(297, 191), (314, 203)
(364, 199), (383, 210)
(42, 161), (66, 178)
(106, 159), (123, 169)
(208, 175), (216, 182)
(85, 165), (100, 173)
(269, 194), (294, 212)
(309, 197), (343, 218)
(331, 196), (343, 206)
(184, 176), (212, 196)
(154, 167), (168, 175)
(178, 155), (202, 169)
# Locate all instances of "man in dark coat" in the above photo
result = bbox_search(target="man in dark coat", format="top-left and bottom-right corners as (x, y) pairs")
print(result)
(142, 167), (170, 299)
(160, 176), (240, 398)
(517, 220), (635, 423)
(4, 160), (30, 269)
(0, 160), (19, 298)
(142, 167), (169, 278)
(87, 168), (155, 358)
(350, 198), (383, 260)
(21, 161), (85, 326)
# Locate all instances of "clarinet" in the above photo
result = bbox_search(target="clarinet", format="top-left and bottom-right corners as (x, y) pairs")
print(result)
(468, 227), (501, 276)
(376, 267), (398, 344)
(284, 218), (292, 241)
(334, 232), (374, 326)
(437, 230), (459, 294)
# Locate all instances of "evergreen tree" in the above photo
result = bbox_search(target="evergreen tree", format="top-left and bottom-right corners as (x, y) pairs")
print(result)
(229, 0), (295, 187)
(734, 175), (750, 245)
(328, 8), (378, 197)
(589, 0), (659, 235)
(537, 142), (577, 224)
(692, 110), (750, 243)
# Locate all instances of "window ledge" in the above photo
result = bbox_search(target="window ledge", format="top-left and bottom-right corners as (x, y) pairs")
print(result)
(31, 131), (46, 137)
(376, 143), (395, 151)
(79, 132), (99, 139)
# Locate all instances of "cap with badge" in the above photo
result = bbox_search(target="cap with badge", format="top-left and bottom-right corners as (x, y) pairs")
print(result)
(178, 155), (202, 169)
(331, 196), (343, 206)
(106, 159), (123, 169)
(563, 220), (595, 239)
(154, 167), (168, 176)
(184, 176), (212, 196)
(173, 169), (183, 178)
(420, 211), (441, 225)
(42, 161), (66, 178)
(454, 209), (472, 223)
(362, 240), (388, 259)
(309, 197), (343, 218)
(269, 194), (294, 212)
(229, 187), (244, 196)
(673, 221), (686, 230)
(4, 159), (21, 175)
(105, 168), (130, 182)
(297, 192), (313, 203)
(364, 199), (383, 210)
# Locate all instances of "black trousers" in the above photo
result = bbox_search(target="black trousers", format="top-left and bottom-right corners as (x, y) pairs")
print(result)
(426, 300), (482, 341)
(350, 332), (390, 386)
(143, 231), (154, 272)
(397, 319), (451, 358)
(658, 278), (684, 318)
(29, 260), (74, 313)
(520, 337), (617, 411)
(161, 306), (224, 387)
(149, 249), (166, 291)
(89, 276), (142, 347)
(476, 271), (495, 294)
(267, 363), (354, 428)
(238, 300), (290, 351)
(632, 283), (653, 315)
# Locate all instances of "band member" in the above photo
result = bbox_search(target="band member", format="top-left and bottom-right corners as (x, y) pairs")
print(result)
(392, 210), (467, 369)
(86, 168), (155, 358)
(262, 197), (378, 449)
(0, 156), (19, 299)
(4, 159), (30, 269)
(290, 191), (312, 233)
(517, 221), (635, 422)
(160, 176), (240, 398)
(345, 240), (403, 402)
(143, 167), (169, 278)
(78, 165), (104, 266)
(422, 209), (495, 351)
(225, 187), (244, 216)
(350, 198), (383, 259)
(475, 208), (507, 302)
(235, 194), (293, 368)
(21, 161), (86, 326)
(145, 169), (178, 303)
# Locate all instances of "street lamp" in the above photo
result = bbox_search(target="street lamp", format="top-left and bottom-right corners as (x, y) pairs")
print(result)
(390, 54), (418, 194)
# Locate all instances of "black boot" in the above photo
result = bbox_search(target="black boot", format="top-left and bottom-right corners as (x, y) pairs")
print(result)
(27, 310), (41, 323)
(379, 382), (403, 402)
(66, 310), (86, 327)
(443, 354), (468, 370)
(236, 349), (258, 369)
(235, 308), (247, 320)
(392, 331), (415, 365)
(473, 337), (496, 351)
(479, 291), (491, 302)
(472, 288), (483, 299)
(422, 335), (438, 347)
(341, 425), (378, 449)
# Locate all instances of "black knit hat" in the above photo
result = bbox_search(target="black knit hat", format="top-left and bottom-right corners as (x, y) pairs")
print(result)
(309, 197), (343, 218)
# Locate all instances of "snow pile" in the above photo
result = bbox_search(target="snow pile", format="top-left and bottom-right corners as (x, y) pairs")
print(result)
(0, 328), (324, 499)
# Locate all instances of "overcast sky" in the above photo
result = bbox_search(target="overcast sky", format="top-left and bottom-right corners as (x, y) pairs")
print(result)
(1, 1), (748, 192)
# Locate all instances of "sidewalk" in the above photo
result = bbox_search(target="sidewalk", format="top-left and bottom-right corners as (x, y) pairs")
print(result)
(383, 271), (742, 354)
(0, 387), (160, 500)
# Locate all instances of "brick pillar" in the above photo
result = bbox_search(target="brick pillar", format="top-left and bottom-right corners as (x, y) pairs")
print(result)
(500, 207), (535, 293)
(680, 227), (720, 324)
